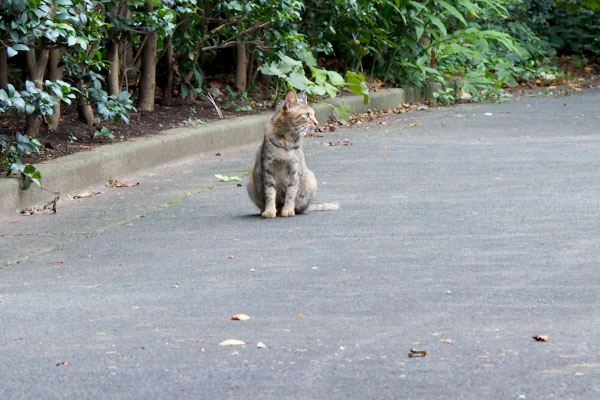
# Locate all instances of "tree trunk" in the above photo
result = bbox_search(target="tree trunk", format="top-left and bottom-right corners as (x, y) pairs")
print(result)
(47, 48), (63, 131)
(107, 40), (120, 95)
(247, 50), (256, 87)
(77, 96), (95, 128)
(162, 38), (174, 107)
(137, 3), (157, 112)
(0, 47), (7, 89)
(24, 49), (50, 138)
(235, 42), (248, 92)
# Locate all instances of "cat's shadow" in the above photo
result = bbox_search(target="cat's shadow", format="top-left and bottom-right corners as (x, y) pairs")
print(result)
(238, 213), (261, 220)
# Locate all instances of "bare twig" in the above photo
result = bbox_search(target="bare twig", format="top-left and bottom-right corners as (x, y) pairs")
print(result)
(202, 40), (262, 52)
(206, 92), (224, 119)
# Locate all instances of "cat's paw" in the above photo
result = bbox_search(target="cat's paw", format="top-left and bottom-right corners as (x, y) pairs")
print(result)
(261, 209), (277, 218)
(280, 208), (295, 217)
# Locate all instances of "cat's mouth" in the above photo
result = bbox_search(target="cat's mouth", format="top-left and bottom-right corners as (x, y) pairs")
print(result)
(296, 124), (315, 137)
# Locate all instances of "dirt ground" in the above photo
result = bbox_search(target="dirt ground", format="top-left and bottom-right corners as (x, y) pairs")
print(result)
(5, 94), (271, 166)
(3, 61), (599, 168)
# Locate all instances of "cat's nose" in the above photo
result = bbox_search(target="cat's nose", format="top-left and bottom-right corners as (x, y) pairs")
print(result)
(311, 116), (319, 126)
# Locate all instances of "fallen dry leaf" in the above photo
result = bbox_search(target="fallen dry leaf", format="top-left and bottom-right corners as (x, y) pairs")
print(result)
(327, 139), (352, 146)
(52, 260), (64, 265)
(408, 349), (427, 358)
(68, 191), (103, 200)
(440, 339), (452, 344)
(106, 179), (139, 188)
(230, 314), (251, 321)
(219, 339), (246, 346)
(533, 335), (549, 342)
(20, 192), (60, 215)
(227, 255), (235, 259)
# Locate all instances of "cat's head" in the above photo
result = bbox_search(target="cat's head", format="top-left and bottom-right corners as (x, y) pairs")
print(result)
(282, 91), (319, 136)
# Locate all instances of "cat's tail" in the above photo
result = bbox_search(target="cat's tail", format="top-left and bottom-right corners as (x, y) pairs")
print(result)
(306, 202), (339, 212)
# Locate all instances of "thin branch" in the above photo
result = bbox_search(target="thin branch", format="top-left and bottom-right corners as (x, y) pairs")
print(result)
(206, 92), (224, 119)
(202, 40), (263, 52)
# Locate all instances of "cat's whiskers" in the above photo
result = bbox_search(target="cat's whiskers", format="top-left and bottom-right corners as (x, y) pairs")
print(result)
(295, 123), (313, 137)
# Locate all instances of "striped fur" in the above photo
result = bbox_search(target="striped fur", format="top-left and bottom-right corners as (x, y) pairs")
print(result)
(247, 91), (337, 218)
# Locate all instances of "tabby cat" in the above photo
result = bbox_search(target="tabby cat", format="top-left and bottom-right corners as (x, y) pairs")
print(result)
(247, 90), (338, 218)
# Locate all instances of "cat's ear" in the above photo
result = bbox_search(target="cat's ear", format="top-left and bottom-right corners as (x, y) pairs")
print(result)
(297, 92), (308, 105)
(284, 90), (298, 109)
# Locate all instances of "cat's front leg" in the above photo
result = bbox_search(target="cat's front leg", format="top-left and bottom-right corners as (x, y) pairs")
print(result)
(262, 186), (277, 218)
(281, 183), (299, 217)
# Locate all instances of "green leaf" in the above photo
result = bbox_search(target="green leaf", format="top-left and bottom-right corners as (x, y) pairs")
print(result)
(215, 174), (241, 182)
(345, 71), (369, 104)
(259, 62), (285, 78)
(25, 80), (36, 92)
(415, 24), (424, 41)
(310, 67), (327, 86)
(11, 44), (29, 51)
(323, 82), (338, 98)
(294, 47), (317, 67)
(326, 71), (345, 86)
(6, 47), (17, 58)
(456, 0), (479, 16)
(277, 53), (303, 69)
(428, 15), (447, 38)
(21, 173), (31, 190)
(307, 84), (326, 96)
(23, 164), (37, 174)
(288, 70), (311, 91)
(335, 100), (351, 125)
(437, 0), (467, 25)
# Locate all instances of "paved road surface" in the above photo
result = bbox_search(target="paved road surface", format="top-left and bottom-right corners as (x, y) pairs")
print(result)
(1, 91), (600, 399)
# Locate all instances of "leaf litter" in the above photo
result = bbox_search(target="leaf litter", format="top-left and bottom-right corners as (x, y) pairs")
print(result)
(20, 191), (60, 215)
(408, 349), (427, 358)
(106, 179), (139, 188)
(67, 191), (104, 200)
(230, 314), (251, 321)
(311, 103), (428, 136)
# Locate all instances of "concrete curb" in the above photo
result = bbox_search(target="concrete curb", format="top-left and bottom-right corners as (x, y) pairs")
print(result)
(0, 87), (424, 218)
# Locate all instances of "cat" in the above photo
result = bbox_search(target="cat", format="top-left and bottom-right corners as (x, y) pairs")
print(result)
(247, 90), (339, 218)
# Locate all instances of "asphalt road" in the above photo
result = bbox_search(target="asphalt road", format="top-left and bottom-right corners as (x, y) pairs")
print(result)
(1, 90), (600, 399)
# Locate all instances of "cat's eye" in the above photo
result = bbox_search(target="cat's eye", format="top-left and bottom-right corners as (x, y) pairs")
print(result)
(305, 112), (310, 118)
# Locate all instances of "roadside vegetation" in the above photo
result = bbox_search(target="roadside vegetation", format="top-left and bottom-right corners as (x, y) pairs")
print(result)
(1, 0), (599, 189)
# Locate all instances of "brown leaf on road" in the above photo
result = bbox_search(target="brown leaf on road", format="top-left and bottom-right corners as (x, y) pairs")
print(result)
(219, 339), (246, 346)
(327, 139), (352, 147)
(106, 179), (139, 188)
(52, 260), (64, 265)
(533, 335), (549, 342)
(408, 349), (427, 358)
(20, 192), (60, 215)
(440, 339), (452, 344)
(230, 314), (251, 321)
(68, 191), (103, 200)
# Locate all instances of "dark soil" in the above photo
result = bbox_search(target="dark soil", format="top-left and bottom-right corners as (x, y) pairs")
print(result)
(3, 60), (598, 168)
(6, 94), (272, 166)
